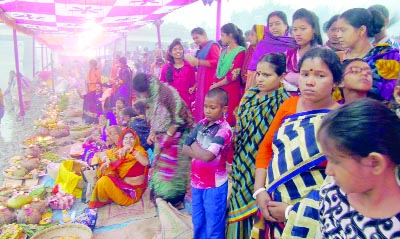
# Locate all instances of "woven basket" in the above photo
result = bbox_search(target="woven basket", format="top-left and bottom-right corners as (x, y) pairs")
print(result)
(30, 223), (92, 239)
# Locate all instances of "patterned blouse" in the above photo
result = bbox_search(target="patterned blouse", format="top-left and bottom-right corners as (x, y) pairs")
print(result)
(319, 182), (400, 239)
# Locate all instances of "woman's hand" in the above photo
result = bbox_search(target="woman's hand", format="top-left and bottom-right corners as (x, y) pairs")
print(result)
(116, 147), (130, 158)
(100, 158), (111, 173)
(268, 201), (289, 222)
(189, 86), (196, 94)
(147, 131), (156, 145)
(209, 82), (218, 90)
(256, 191), (277, 222)
(185, 55), (197, 67)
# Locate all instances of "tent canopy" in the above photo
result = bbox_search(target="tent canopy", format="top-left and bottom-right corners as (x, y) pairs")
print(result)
(0, 0), (196, 50)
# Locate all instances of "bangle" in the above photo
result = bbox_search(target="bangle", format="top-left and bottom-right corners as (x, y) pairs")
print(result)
(166, 131), (173, 137)
(252, 187), (266, 200)
(284, 205), (293, 220)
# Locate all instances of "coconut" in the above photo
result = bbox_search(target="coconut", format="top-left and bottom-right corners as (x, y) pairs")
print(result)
(13, 167), (28, 178)
(16, 206), (42, 224)
(0, 206), (16, 224)
(26, 145), (43, 157)
(20, 157), (40, 171)
(30, 199), (47, 214)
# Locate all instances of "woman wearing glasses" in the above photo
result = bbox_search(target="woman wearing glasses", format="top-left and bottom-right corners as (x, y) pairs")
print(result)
(336, 8), (400, 103)
(339, 59), (373, 104)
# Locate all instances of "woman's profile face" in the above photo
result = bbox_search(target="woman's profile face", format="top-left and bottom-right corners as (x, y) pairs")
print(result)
(327, 21), (340, 44)
(336, 17), (361, 49)
(249, 29), (258, 46)
(319, 132), (372, 194)
(192, 33), (207, 46)
(122, 132), (135, 148)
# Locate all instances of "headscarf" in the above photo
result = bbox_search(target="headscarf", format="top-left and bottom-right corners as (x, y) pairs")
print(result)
(116, 128), (147, 157)
(247, 27), (297, 71)
(106, 128), (148, 178)
(255, 24), (265, 43)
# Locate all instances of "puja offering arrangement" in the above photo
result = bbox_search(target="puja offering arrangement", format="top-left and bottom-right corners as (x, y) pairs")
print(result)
(3, 156), (47, 180)
(0, 224), (24, 239)
(22, 136), (56, 152)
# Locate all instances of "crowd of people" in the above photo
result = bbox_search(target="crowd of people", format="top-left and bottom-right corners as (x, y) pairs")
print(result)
(7, 4), (397, 239)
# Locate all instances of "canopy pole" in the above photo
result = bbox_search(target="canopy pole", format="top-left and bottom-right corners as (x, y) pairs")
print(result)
(32, 37), (35, 78)
(41, 44), (44, 70)
(12, 29), (25, 117)
(50, 50), (55, 94)
(154, 20), (163, 50)
(216, 0), (222, 41)
(124, 33), (127, 57)
(45, 47), (48, 68)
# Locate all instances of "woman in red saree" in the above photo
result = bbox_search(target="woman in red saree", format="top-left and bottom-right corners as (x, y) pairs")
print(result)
(88, 128), (149, 208)
(211, 23), (246, 127)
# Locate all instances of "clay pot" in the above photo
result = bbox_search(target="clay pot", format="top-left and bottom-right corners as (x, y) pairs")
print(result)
(30, 199), (47, 214)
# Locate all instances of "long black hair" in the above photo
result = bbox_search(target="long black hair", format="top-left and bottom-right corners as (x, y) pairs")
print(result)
(339, 8), (385, 38)
(292, 8), (323, 46)
(257, 53), (286, 76)
(318, 98), (400, 164)
(298, 47), (342, 84)
(221, 23), (246, 48)
(166, 38), (184, 82)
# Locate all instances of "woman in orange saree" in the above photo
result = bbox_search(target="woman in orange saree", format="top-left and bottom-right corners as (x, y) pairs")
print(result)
(88, 128), (149, 208)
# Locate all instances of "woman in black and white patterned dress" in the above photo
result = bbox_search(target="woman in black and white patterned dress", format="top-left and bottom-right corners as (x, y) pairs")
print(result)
(317, 99), (400, 239)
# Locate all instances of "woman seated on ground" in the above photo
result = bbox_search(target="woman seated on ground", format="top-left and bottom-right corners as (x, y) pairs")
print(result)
(338, 58), (373, 104)
(88, 128), (149, 208)
(318, 98), (400, 238)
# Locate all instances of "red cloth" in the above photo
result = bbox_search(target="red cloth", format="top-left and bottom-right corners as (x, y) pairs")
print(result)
(193, 42), (220, 122)
(217, 50), (246, 126)
(160, 60), (196, 108)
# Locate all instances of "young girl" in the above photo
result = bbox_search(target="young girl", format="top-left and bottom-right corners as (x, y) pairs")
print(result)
(285, 8), (322, 95)
(211, 23), (246, 127)
(318, 99), (400, 238)
(252, 47), (342, 239)
(227, 53), (290, 239)
(160, 38), (196, 108)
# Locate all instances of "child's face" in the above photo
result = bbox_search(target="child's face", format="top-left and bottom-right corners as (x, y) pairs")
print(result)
(204, 96), (226, 123)
(116, 100), (124, 109)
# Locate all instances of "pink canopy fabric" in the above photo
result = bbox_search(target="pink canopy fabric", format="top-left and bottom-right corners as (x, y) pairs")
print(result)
(0, 0), (196, 49)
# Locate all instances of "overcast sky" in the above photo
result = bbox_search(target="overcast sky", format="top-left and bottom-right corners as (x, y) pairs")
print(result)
(163, 0), (399, 38)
